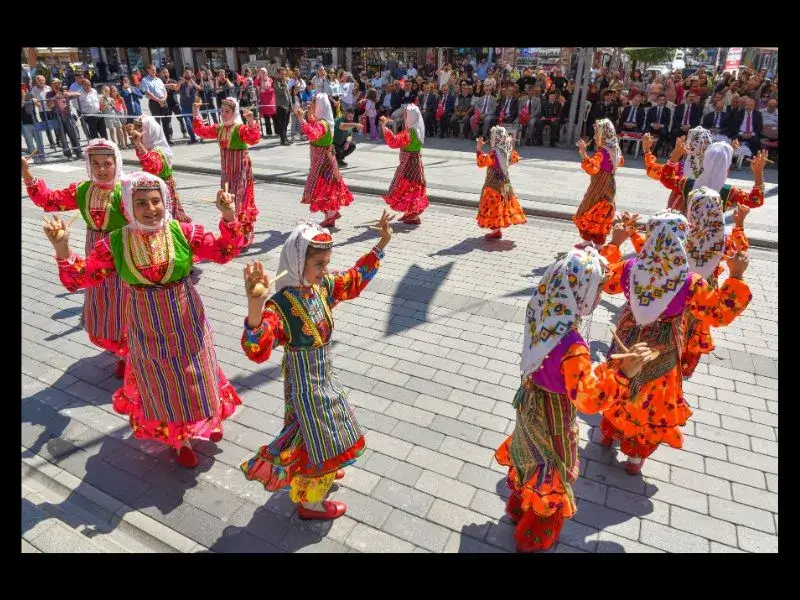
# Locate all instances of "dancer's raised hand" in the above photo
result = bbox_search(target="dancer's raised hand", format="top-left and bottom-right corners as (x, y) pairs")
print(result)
(375, 209), (393, 249)
(244, 260), (270, 299)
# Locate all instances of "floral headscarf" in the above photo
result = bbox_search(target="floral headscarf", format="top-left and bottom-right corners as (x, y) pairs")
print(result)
(275, 221), (334, 290)
(84, 138), (123, 186)
(521, 247), (608, 379)
(629, 210), (689, 325)
(685, 187), (725, 280)
(681, 126), (713, 184)
(489, 125), (513, 176)
(120, 171), (172, 231)
(594, 118), (621, 172)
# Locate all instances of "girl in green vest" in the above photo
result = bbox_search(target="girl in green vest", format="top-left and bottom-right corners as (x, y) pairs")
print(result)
(128, 115), (191, 222)
(23, 138), (129, 378)
(240, 212), (393, 520)
(42, 171), (246, 469)
(192, 97), (261, 247)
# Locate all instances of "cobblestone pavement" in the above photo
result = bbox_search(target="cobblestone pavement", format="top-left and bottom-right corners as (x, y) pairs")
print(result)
(21, 163), (778, 553)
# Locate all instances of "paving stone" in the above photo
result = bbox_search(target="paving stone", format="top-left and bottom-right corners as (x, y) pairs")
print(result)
(415, 470), (476, 508)
(405, 446), (465, 478)
(737, 526), (778, 553)
(371, 478), (434, 518)
(362, 452), (422, 487)
(639, 520), (709, 553)
(344, 523), (414, 553)
(382, 509), (452, 553)
(708, 497), (776, 534)
(670, 506), (738, 546)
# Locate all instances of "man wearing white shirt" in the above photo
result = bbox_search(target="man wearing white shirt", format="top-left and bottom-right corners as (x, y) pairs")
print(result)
(371, 71), (384, 89)
(77, 77), (107, 139)
(340, 74), (355, 110)
(406, 63), (418, 79)
(312, 66), (331, 96)
(760, 98), (778, 145)
(140, 64), (171, 139)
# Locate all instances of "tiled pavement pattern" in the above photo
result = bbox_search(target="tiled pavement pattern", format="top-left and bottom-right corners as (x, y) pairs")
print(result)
(21, 164), (778, 553)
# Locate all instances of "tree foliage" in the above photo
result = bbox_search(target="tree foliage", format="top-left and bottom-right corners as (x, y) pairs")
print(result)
(624, 48), (678, 65)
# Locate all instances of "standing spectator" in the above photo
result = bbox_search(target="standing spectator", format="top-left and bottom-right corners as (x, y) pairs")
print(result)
(21, 87), (46, 162)
(437, 63), (453, 89)
(423, 57), (437, 80)
(215, 69), (235, 121)
(99, 85), (122, 146)
(379, 82), (394, 118)
(46, 79), (83, 159)
(476, 57), (489, 82)
(31, 75), (57, 150)
(406, 63), (418, 79)
(728, 96), (762, 156)
(110, 85), (129, 148)
(161, 68), (186, 141)
(69, 72), (91, 140)
(177, 69), (201, 145)
(517, 68), (536, 95)
(119, 75), (143, 118)
(390, 79), (417, 124)
(77, 77), (107, 139)
(140, 64), (170, 142)
(363, 88), (379, 140)
(256, 68), (276, 137)
(370, 70), (384, 89)
(273, 67), (292, 146)
(550, 67), (567, 92)
(197, 70), (217, 124)
(300, 81), (315, 109)
(313, 66), (331, 95)
(340, 72), (355, 111)
(333, 107), (361, 166)
(704, 91), (724, 116)
(647, 74), (665, 104)
(288, 82), (303, 141)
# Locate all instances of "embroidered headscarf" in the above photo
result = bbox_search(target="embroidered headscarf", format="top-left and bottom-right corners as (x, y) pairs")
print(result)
(220, 96), (243, 125)
(85, 138), (123, 186)
(404, 103), (425, 143)
(136, 115), (173, 167)
(629, 210), (689, 325)
(594, 118), (621, 172)
(694, 141), (733, 193)
(685, 187), (726, 280)
(120, 171), (172, 231)
(314, 92), (335, 129)
(276, 221), (334, 290)
(681, 126), (713, 186)
(521, 247), (608, 379)
(489, 125), (513, 176)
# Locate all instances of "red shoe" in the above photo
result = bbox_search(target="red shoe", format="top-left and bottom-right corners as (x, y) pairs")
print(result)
(624, 458), (645, 476)
(114, 359), (126, 379)
(297, 500), (347, 520)
(404, 215), (421, 225)
(333, 211), (342, 221)
(176, 446), (199, 469)
(597, 433), (614, 448)
(209, 431), (223, 443)
(335, 469), (345, 480)
(485, 230), (503, 240)
(516, 544), (545, 554)
(319, 217), (334, 228)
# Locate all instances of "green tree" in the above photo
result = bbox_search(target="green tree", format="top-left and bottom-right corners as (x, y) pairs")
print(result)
(624, 47), (678, 71)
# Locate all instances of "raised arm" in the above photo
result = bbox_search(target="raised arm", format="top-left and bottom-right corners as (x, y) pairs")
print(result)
(22, 157), (79, 211)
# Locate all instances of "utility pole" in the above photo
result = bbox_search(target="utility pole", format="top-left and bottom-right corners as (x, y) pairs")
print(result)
(569, 47), (594, 146)
(566, 47), (585, 145)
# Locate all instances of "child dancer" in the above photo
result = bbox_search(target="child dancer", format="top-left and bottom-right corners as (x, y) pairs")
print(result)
(475, 126), (527, 239)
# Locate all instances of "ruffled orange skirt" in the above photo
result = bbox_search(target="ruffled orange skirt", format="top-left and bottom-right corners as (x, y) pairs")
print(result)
(476, 187), (527, 230)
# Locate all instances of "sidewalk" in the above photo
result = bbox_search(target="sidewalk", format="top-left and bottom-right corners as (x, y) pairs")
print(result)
(119, 132), (779, 249)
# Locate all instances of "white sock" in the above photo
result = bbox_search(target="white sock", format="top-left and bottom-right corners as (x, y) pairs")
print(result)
(627, 457), (642, 464)
(301, 501), (326, 511)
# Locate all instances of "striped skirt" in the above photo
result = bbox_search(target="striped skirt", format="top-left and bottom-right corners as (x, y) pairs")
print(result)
(383, 150), (429, 214)
(220, 148), (258, 228)
(573, 170), (616, 243)
(111, 276), (240, 448)
(83, 229), (126, 356)
(241, 343), (365, 497)
(301, 144), (354, 213)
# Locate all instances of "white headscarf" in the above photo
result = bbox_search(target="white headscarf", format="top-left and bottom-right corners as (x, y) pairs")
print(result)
(685, 187), (726, 280)
(220, 96), (243, 125)
(314, 93), (335, 130)
(120, 171), (172, 231)
(682, 126), (712, 185)
(489, 126), (513, 176)
(404, 103), (425, 143)
(138, 115), (173, 168)
(594, 118), (621, 172)
(521, 247), (608, 379)
(276, 221), (334, 290)
(629, 211), (690, 325)
(694, 141), (733, 193)
(84, 138), (123, 185)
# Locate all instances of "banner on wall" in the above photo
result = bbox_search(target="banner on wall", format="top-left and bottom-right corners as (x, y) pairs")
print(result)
(724, 47), (742, 71)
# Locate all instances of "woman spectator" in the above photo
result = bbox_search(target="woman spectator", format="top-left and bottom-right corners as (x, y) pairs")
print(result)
(110, 85), (129, 149)
(238, 68), (257, 125)
(215, 69), (234, 117)
(340, 72), (355, 111)
(648, 74), (665, 104)
(199, 70), (218, 124)
(119, 75), (142, 118)
(630, 68), (644, 86)
(288, 82), (303, 142)
(437, 63), (453, 89)
(256, 68), (276, 137)
(100, 85), (122, 147)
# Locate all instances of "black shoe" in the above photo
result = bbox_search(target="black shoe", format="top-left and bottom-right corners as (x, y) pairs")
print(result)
(337, 160), (348, 167)
(167, 141), (175, 146)
(187, 140), (197, 145)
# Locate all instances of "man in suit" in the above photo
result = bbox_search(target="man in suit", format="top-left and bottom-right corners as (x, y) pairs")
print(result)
(702, 98), (728, 135)
(618, 92), (646, 154)
(418, 81), (438, 137)
(390, 78), (417, 125)
(669, 92), (701, 146)
(534, 91), (563, 146)
(449, 82), (474, 139)
(728, 96), (762, 155)
(519, 85), (542, 146)
(470, 83), (498, 140)
(436, 83), (456, 138)
(484, 85), (518, 136)
(593, 89), (619, 124)
(645, 93), (672, 154)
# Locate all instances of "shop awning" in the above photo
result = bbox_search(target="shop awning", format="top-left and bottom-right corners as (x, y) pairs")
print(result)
(35, 47), (78, 54)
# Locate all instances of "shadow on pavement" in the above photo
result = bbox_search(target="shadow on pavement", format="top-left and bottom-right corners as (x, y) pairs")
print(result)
(429, 237), (517, 257)
(386, 262), (454, 336)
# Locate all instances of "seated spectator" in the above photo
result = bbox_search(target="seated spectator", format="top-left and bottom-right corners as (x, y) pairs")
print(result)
(728, 96), (762, 156)
(760, 98), (778, 156)
(617, 92), (645, 154)
(702, 98), (729, 141)
(418, 81), (438, 136)
(449, 82), (474, 139)
(669, 92), (701, 146)
(436, 83), (456, 139)
(644, 93), (671, 154)
(518, 85), (542, 146)
(533, 91), (562, 146)
(470, 83), (497, 139)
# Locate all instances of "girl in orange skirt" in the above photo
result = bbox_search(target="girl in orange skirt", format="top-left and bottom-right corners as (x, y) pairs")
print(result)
(573, 118), (623, 245)
(476, 126), (527, 239)
(496, 245), (652, 552)
(599, 211), (753, 475)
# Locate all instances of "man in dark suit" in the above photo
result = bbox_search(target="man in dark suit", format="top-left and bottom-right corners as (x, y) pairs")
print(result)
(449, 82), (474, 139)
(436, 83), (457, 138)
(533, 91), (563, 146)
(727, 96), (762, 155)
(390, 78), (417, 124)
(669, 92), (701, 146)
(702, 98), (728, 135)
(645, 93), (671, 154)
(484, 85), (519, 134)
(417, 81), (439, 137)
(617, 92), (646, 154)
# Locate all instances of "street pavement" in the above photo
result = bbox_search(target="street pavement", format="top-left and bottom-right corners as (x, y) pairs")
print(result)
(21, 152), (778, 553)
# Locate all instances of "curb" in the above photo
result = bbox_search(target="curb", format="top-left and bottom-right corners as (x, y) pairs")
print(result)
(123, 157), (779, 251)
(21, 448), (205, 554)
